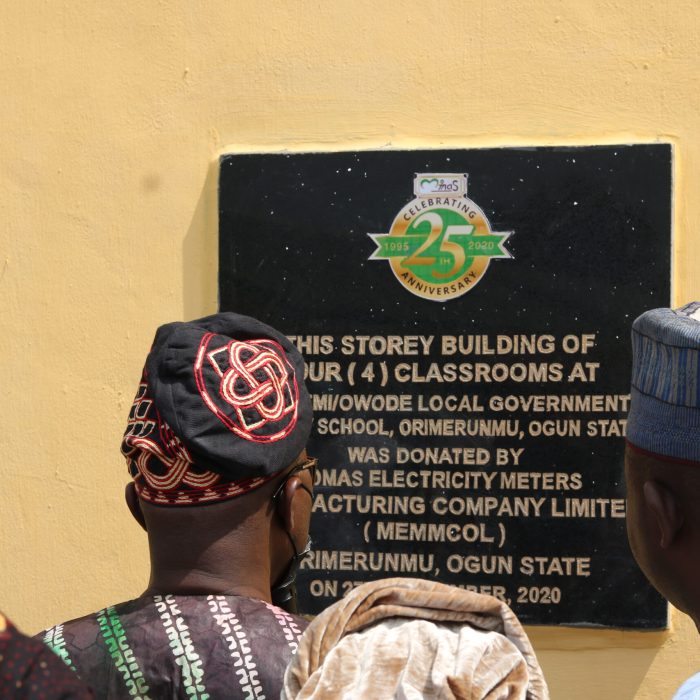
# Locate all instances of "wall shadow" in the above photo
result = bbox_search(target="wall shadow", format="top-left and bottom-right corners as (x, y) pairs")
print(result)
(183, 158), (219, 319)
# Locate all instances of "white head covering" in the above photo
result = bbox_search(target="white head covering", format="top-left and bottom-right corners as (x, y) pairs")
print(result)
(283, 578), (549, 700)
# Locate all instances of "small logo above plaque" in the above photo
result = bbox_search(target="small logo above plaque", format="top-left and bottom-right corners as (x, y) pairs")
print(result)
(413, 173), (468, 197)
(368, 172), (512, 301)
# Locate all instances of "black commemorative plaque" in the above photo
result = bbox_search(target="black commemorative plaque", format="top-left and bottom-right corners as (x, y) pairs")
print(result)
(219, 145), (671, 628)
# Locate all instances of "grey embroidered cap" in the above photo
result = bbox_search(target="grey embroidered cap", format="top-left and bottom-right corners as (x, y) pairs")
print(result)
(627, 302), (700, 463)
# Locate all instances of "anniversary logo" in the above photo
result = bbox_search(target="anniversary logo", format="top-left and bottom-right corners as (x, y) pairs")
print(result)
(368, 174), (512, 301)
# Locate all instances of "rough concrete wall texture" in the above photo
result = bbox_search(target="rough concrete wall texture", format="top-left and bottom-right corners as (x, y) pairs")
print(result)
(1, 2), (698, 698)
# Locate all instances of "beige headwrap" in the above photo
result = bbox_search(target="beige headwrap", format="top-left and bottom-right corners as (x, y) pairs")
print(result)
(283, 578), (549, 700)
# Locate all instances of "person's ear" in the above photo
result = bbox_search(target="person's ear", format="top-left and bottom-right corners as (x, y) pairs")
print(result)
(125, 482), (147, 531)
(643, 479), (684, 549)
(274, 476), (304, 534)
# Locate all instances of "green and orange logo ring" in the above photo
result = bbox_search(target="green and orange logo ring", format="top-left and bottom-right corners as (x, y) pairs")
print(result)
(368, 173), (512, 301)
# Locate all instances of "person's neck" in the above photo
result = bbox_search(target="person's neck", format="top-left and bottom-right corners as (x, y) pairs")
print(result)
(143, 530), (273, 602)
(143, 571), (272, 602)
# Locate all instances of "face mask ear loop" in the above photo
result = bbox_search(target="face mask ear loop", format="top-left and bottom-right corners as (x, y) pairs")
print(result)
(271, 536), (312, 614)
(270, 461), (315, 613)
(286, 527), (300, 558)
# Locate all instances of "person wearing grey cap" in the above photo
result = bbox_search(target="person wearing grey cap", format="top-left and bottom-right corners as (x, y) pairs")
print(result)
(625, 302), (700, 699)
(37, 313), (316, 700)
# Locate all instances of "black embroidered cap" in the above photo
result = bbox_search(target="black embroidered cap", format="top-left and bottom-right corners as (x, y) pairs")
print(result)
(121, 312), (312, 506)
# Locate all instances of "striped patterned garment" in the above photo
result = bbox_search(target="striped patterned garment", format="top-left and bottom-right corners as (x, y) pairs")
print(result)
(38, 595), (307, 699)
(628, 301), (700, 462)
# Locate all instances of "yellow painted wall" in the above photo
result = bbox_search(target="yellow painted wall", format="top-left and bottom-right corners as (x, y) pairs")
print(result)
(1, 2), (699, 697)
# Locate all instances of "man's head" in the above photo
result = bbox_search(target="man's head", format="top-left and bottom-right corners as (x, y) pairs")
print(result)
(625, 302), (700, 626)
(121, 312), (314, 611)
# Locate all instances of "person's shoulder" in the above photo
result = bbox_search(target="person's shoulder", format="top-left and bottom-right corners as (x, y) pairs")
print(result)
(36, 596), (150, 674)
(220, 595), (309, 630)
(35, 598), (153, 695)
(36, 597), (144, 640)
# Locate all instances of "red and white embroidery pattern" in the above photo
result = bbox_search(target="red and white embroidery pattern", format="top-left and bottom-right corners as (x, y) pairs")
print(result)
(122, 379), (275, 506)
(122, 381), (216, 504)
(194, 333), (299, 443)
